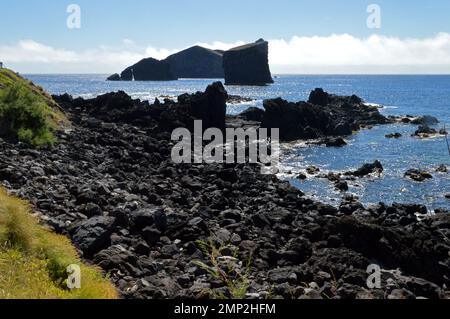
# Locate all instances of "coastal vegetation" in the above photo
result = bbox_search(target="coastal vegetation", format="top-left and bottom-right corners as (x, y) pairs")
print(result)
(0, 187), (117, 299)
(0, 68), (68, 147)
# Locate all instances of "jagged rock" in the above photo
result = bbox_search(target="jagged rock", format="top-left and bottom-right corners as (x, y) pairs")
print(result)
(346, 161), (383, 177)
(308, 88), (329, 106)
(223, 39), (273, 86)
(260, 89), (388, 142)
(120, 58), (177, 81)
(306, 166), (320, 175)
(164, 46), (224, 79)
(411, 115), (439, 125)
(436, 165), (447, 173)
(335, 180), (349, 192)
(180, 81), (228, 131)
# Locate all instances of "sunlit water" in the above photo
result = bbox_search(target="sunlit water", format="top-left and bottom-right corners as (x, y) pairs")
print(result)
(26, 74), (450, 210)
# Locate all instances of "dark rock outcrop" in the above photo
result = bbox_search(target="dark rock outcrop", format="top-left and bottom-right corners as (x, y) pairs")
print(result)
(119, 58), (177, 81)
(412, 125), (447, 138)
(177, 81), (228, 131)
(259, 89), (389, 142)
(164, 46), (224, 79)
(411, 115), (439, 126)
(239, 107), (266, 122)
(223, 39), (273, 86)
(346, 161), (384, 177)
(385, 133), (402, 139)
(405, 169), (433, 182)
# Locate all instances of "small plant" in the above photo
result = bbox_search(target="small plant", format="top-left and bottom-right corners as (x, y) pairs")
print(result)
(194, 239), (252, 299)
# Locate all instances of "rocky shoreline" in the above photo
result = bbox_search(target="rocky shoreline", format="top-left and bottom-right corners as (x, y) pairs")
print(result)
(0, 83), (449, 299)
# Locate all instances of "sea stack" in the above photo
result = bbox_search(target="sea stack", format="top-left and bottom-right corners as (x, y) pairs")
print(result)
(164, 46), (224, 78)
(223, 39), (274, 86)
(117, 58), (177, 81)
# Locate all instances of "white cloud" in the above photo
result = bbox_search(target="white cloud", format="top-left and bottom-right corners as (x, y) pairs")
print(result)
(144, 47), (179, 60)
(2, 34), (450, 74)
(194, 41), (246, 51)
(268, 33), (450, 73)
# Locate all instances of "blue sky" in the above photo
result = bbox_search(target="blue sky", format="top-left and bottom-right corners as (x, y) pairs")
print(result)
(1, 0), (450, 73)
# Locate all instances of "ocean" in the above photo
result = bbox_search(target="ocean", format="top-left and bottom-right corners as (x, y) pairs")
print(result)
(25, 74), (450, 210)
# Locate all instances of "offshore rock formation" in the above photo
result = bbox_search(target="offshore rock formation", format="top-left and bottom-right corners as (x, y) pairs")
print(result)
(164, 46), (224, 79)
(108, 45), (223, 81)
(118, 58), (177, 81)
(223, 39), (274, 86)
(257, 88), (390, 142)
(107, 73), (121, 81)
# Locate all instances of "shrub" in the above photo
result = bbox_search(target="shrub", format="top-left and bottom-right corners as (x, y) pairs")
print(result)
(0, 187), (118, 299)
(0, 83), (55, 147)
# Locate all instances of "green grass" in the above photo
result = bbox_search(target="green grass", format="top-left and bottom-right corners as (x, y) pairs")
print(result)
(0, 68), (69, 147)
(0, 187), (118, 299)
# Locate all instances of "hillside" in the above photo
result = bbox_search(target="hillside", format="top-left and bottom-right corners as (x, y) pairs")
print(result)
(0, 68), (69, 147)
(0, 187), (117, 299)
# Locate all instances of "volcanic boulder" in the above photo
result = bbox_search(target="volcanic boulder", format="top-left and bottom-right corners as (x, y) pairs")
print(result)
(261, 98), (336, 141)
(178, 81), (228, 131)
(223, 39), (274, 86)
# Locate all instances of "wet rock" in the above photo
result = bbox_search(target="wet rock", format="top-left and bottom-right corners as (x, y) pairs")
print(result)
(335, 180), (349, 192)
(261, 89), (388, 142)
(325, 137), (347, 147)
(436, 164), (447, 173)
(411, 115), (439, 126)
(347, 161), (383, 177)
(385, 133), (402, 139)
(306, 166), (320, 175)
(405, 169), (433, 182)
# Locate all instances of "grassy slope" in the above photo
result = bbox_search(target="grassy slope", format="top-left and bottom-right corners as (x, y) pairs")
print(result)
(0, 68), (68, 126)
(0, 69), (70, 147)
(0, 187), (117, 299)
